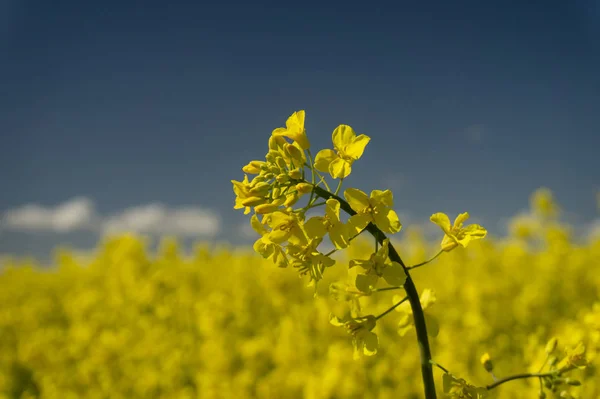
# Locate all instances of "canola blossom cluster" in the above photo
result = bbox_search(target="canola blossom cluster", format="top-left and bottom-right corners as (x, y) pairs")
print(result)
(231, 110), (491, 370)
(0, 190), (598, 398)
(229, 111), (595, 398)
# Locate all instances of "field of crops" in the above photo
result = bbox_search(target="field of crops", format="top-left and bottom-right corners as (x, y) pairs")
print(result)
(1, 190), (598, 399)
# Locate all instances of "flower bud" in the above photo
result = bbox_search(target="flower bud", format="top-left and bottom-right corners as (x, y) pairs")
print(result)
(288, 168), (302, 180)
(276, 174), (290, 184)
(296, 183), (313, 194)
(242, 160), (265, 174)
(268, 135), (286, 150)
(284, 143), (304, 163)
(480, 353), (493, 372)
(249, 182), (271, 196)
(284, 192), (300, 207)
(255, 203), (279, 214)
(538, 391), (546, 399)
(545, 337), (558, 354)
(276, 157), (287, 171)
(241, 196), (266, 207)
(565, 378), (581, 386)
(271, 196), (286, 206)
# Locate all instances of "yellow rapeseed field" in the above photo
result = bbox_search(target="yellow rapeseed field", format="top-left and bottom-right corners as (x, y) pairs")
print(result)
(1, 189), (598, 399)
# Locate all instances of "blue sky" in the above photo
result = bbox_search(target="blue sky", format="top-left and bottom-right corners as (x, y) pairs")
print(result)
(1, 0), (599, 259)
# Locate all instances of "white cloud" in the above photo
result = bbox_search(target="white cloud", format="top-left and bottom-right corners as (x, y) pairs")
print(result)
(1, 198), (221, 237)
(1, 197), (96, 233)
(102, 204), (220, 237)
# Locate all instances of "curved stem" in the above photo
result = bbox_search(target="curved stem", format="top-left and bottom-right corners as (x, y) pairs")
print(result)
(376, 296), (408, 320)
(408, 250), (443, 270)
(372, 286), (403, 292)
(485, 372), (556, 390)
(305, 182), (437, 399)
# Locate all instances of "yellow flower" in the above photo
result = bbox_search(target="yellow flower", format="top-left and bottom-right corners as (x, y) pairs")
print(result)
(349, 239), (405, 293)
(304, 199), (350, 249)
(329, 314), (378, 360)
(557, 342), (587, 371)
(287, 237), (335, 285)
(314, 125), (370, 179)
(430, 212), (487, 252)
(263, 210), (308, 246)
(231, 175), (253, 215)
(344, 188), (402, 234)
(250, 215), (289, 268)
(442, 373), (488, 398)
(271, 110), (310, 150)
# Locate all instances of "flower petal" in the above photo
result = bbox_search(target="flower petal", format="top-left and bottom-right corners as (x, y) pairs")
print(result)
(329, 157), (351, 179)
(344, 134), (370, 160)
(329, 222), (350, 249)
(314, 149), (337, 173)
(347, 214), (370, 235)
(382, 263), (405, 286)
(463, 224), (487, 239)
(331, 124), (357, 153)
(453, 212), (470, 229)
(325, 199), (341, 222)
(304, 216), (328, 239)
(344, 188), (370, 213)
(374, 209), (402, 234)
(362, 331), (379, 356)
(329, 313), (346, 327)
(370, 189), (394, 208)
(250, 214), (268, 236)
(355, 273), (378, 293)
(430, 212), (452, 234)
(441, 234), (459, 252)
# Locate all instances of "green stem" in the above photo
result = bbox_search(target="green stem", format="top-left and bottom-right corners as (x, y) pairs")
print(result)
(371, 286), (403, 292)
(430, 361), (450, 374)
(537, 353), (549, 373)
(306, 151), (316, 206)
(304, 201), (327, 210)
(408, 250), (443, 270)
(323, 229), (366, 257)
(485, 371), (557, 390)
(334, 178), (344, 196)
(304, 181), (437, 399)
(313, 169), (332, 192)
(376, 296), (408, 320)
